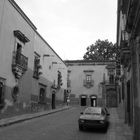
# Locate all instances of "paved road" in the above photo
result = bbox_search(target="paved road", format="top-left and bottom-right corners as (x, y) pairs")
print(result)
(0, 107), (108, 140)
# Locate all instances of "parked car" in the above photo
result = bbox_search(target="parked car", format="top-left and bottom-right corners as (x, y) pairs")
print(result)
(78, 107), (110, 132)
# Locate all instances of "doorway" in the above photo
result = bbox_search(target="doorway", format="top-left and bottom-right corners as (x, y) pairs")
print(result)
(52, 90), (56, 109)
(106, 88), (117, 107)
(90, 95), (97, 107)
(0, 82), (3, 105)
(39, 88), (46, 104)
(80, 95), (87, 106)
(0, 78), (5, 109)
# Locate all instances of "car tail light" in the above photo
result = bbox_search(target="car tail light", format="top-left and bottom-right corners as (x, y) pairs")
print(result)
(99, 120), (105, 124)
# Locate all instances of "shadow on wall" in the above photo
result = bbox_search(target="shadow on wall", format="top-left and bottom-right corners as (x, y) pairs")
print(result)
(0, 68), (66, 119)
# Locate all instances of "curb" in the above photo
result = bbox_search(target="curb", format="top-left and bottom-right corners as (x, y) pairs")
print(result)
(0, 106), (70, 127)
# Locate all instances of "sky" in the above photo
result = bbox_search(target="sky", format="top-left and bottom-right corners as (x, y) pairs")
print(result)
(15, 0), (117, 60)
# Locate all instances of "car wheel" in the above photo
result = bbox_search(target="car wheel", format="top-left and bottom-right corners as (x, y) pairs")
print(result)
(79, 124), (83, 131)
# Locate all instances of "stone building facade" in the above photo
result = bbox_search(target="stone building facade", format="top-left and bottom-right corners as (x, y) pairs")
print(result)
(0, 0), (67, 117)
(65, 60), (117, 107)
(117, 0), (140, 139)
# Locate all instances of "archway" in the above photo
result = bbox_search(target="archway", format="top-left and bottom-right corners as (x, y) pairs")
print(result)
(90, 95), (97, 107)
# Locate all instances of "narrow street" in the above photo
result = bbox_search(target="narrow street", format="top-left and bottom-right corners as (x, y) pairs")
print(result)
(0, 107), (108, 140)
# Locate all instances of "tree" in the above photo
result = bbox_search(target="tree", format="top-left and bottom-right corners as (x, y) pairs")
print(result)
(83, 39), (119, 61)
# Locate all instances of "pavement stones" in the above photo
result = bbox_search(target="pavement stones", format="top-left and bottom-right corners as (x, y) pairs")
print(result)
(107, 108), (133, 140)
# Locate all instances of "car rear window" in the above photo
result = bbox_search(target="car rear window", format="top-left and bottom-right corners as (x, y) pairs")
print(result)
(84, 107), (101, 115)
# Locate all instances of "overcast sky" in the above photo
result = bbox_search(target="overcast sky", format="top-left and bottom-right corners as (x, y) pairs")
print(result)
(15, 0), (117, 60)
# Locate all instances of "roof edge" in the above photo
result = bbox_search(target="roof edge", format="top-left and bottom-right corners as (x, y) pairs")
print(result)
(8, 0), (37, 31)
(35, 31), (67, 67)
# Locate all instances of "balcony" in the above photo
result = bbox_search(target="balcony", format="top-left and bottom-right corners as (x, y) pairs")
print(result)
(12, 51), (28, 78)
(83, 80), (94, 88)
(12, 51), (28, 70)
(120, 41), (130, 67)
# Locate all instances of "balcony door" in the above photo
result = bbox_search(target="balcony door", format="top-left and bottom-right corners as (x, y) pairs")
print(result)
(16, 43), (22, 60)
(17, 43), (22, 53)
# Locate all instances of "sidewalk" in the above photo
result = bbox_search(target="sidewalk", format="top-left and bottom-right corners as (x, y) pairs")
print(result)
(0, 106), (70, 127)
(107, 108), (133, 140)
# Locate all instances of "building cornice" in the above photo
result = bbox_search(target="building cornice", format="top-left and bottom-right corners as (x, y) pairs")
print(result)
(65, 60), (116, 66)
(8, 0), (66, 67)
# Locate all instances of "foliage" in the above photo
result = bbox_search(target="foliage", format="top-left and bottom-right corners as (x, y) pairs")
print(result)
(83, 39), (120, 61)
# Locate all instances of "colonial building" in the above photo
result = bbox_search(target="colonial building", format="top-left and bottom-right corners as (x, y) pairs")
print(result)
(33, 32), (67, 110)
(65, 60), (117, 107)
(0, 0), (67, 117)
(117, 0), (140, 139)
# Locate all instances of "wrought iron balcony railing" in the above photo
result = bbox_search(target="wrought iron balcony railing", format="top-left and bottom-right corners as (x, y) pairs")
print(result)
(83, 80), (94, 88)
(12, 51), (28, 71)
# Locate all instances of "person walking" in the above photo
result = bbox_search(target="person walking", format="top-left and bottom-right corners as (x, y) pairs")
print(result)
(67, 98), (70, 106)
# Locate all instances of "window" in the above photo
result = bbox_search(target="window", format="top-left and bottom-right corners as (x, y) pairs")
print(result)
(14, 42), (28, 71)
(14, 30), (29, 55)
(83, 74), (94, 88)
(86, 75), (92, 82)
(83, 70), (94, 88)
(16, 43), (22, 53)
(39, 88), (46, 104)
(15, 43), (22, 63)
(67, 71), (71, 87)
(33, 52), (42, 79)
(57, 71), (63, 89)
(12, 36), (28, 78)
(39, 83), (47, 104)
